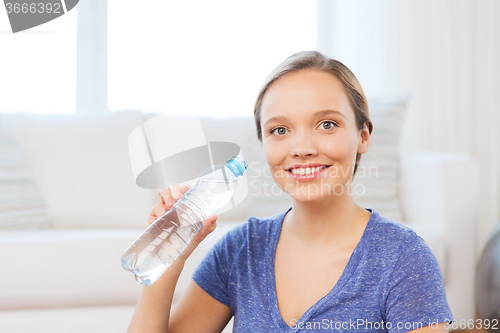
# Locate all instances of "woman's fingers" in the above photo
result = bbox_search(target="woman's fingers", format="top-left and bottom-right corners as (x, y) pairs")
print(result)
(150, 184), (192, 226)
(148, 203), (164, 225)
(146, 183), (215, 265)
(149, 183), (217, 263)
(158, 189), (174, 208)
(148, 191), (172, 226)
(198, 214), (218, 238)
(158, 184), (190, 207)
(154, 202), (167, 219)
(170, 184), (191, 202)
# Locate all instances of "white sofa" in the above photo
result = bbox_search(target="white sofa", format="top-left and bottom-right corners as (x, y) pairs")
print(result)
(0, 108), (478, 332)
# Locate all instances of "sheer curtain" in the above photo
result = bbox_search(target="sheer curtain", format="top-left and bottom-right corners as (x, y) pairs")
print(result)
(107, 0), (317, 117)
(317, 0), (500, 258)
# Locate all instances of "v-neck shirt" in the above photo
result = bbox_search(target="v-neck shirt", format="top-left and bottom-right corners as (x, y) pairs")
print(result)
(192, 207), (454, 332)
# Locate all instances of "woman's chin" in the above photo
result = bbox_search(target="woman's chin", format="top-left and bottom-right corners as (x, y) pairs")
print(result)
(288, 193), (327, 204)
(282, 181), (350, 203)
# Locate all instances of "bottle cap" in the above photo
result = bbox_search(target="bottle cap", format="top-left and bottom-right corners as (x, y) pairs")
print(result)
(226, 155), (248, 177)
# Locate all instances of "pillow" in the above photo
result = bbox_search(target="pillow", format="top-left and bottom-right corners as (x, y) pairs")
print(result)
(352, 96), (409, 222)
(0, 112), (50, 230)
(7, 110), (156, 228)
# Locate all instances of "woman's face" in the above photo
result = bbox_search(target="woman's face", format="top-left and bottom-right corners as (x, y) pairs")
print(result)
(260, 69), (370, 203)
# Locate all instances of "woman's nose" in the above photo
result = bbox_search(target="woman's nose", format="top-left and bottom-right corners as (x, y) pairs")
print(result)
(290, 131), (318, 158)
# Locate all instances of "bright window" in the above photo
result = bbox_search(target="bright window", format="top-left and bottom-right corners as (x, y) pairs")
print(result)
(108, 0), (317, 117)
(0, 6), (77, 114)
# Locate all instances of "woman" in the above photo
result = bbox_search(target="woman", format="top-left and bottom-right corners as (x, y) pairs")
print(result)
(128, 51), (454, 332)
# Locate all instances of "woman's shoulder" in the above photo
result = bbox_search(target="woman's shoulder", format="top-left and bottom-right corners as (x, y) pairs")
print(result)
(371, 211), (417, 237)
(367, 209), (426, 255)
(366, 210), (444, 281)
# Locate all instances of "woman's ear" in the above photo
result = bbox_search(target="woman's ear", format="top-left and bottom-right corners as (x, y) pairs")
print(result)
(357, 122), (371, 154)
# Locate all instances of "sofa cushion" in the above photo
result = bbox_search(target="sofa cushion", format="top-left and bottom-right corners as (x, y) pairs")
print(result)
(0, 222), (240, 311)
(0, 305), (234, 333)
(0, 229), (143, 310)
(0, 112), (50, 230)
(7, 110), (156, 228)
(0, 305), (136, 333)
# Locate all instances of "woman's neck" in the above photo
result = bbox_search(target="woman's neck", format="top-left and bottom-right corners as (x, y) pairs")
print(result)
(282, 194), (370, 251)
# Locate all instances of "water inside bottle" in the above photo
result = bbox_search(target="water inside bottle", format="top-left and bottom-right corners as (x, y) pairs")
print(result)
(121, 178), (237, 286)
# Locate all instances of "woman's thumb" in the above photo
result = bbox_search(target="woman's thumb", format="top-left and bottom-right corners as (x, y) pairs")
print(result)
(177, 215), (218, 262)
(201, 214), (218, 234)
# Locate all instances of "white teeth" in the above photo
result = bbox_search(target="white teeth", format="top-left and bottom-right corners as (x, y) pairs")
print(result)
(290, 166), (326, 175)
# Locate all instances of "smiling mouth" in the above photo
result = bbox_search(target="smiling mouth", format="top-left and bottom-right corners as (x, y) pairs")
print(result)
(286, 165), (330, 176)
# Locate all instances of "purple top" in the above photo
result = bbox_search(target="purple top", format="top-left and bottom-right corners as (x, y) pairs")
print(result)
(192, 207), (454, 332)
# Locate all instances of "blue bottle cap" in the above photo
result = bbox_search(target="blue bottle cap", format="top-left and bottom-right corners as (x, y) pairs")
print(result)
(226, 155), (248, 177)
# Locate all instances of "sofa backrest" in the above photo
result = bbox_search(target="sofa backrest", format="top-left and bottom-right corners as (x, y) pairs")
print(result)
(5, 110), (156, 229)
(2, 98), (408, 230)
(3, 111), (277, 229)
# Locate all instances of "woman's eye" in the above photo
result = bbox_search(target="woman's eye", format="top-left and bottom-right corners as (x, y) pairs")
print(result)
(270, 127), (288, 136)
(320, 121), (337, 130)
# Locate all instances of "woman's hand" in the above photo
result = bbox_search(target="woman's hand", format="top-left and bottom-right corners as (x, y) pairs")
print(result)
(129, 185), (220, 333)
(148, 184), (218, 264)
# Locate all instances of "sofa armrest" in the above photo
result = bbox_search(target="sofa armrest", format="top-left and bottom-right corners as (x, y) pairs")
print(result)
(400, 152), (479, 323)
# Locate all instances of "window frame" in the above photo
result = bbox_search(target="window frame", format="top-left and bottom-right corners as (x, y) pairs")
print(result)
(76, 0), (108, 113)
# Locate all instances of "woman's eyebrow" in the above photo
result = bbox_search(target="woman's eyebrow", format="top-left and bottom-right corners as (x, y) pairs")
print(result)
(263, 109), (346, 127)
(314, 109), (347, 119)
(263, 115), (288, 128)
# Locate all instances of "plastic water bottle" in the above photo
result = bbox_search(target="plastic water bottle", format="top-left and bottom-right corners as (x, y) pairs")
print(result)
(121, 155), (247, 286)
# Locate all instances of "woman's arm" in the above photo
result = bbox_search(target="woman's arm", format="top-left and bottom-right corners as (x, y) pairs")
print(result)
(128, 257), (232, 333)
(127, 185), (231, 333)
(170, 279), (232, 332)
(127, 255), (185, 333)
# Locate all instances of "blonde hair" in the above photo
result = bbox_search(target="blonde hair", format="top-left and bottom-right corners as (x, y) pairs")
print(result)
(253, 50), (373, 179)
